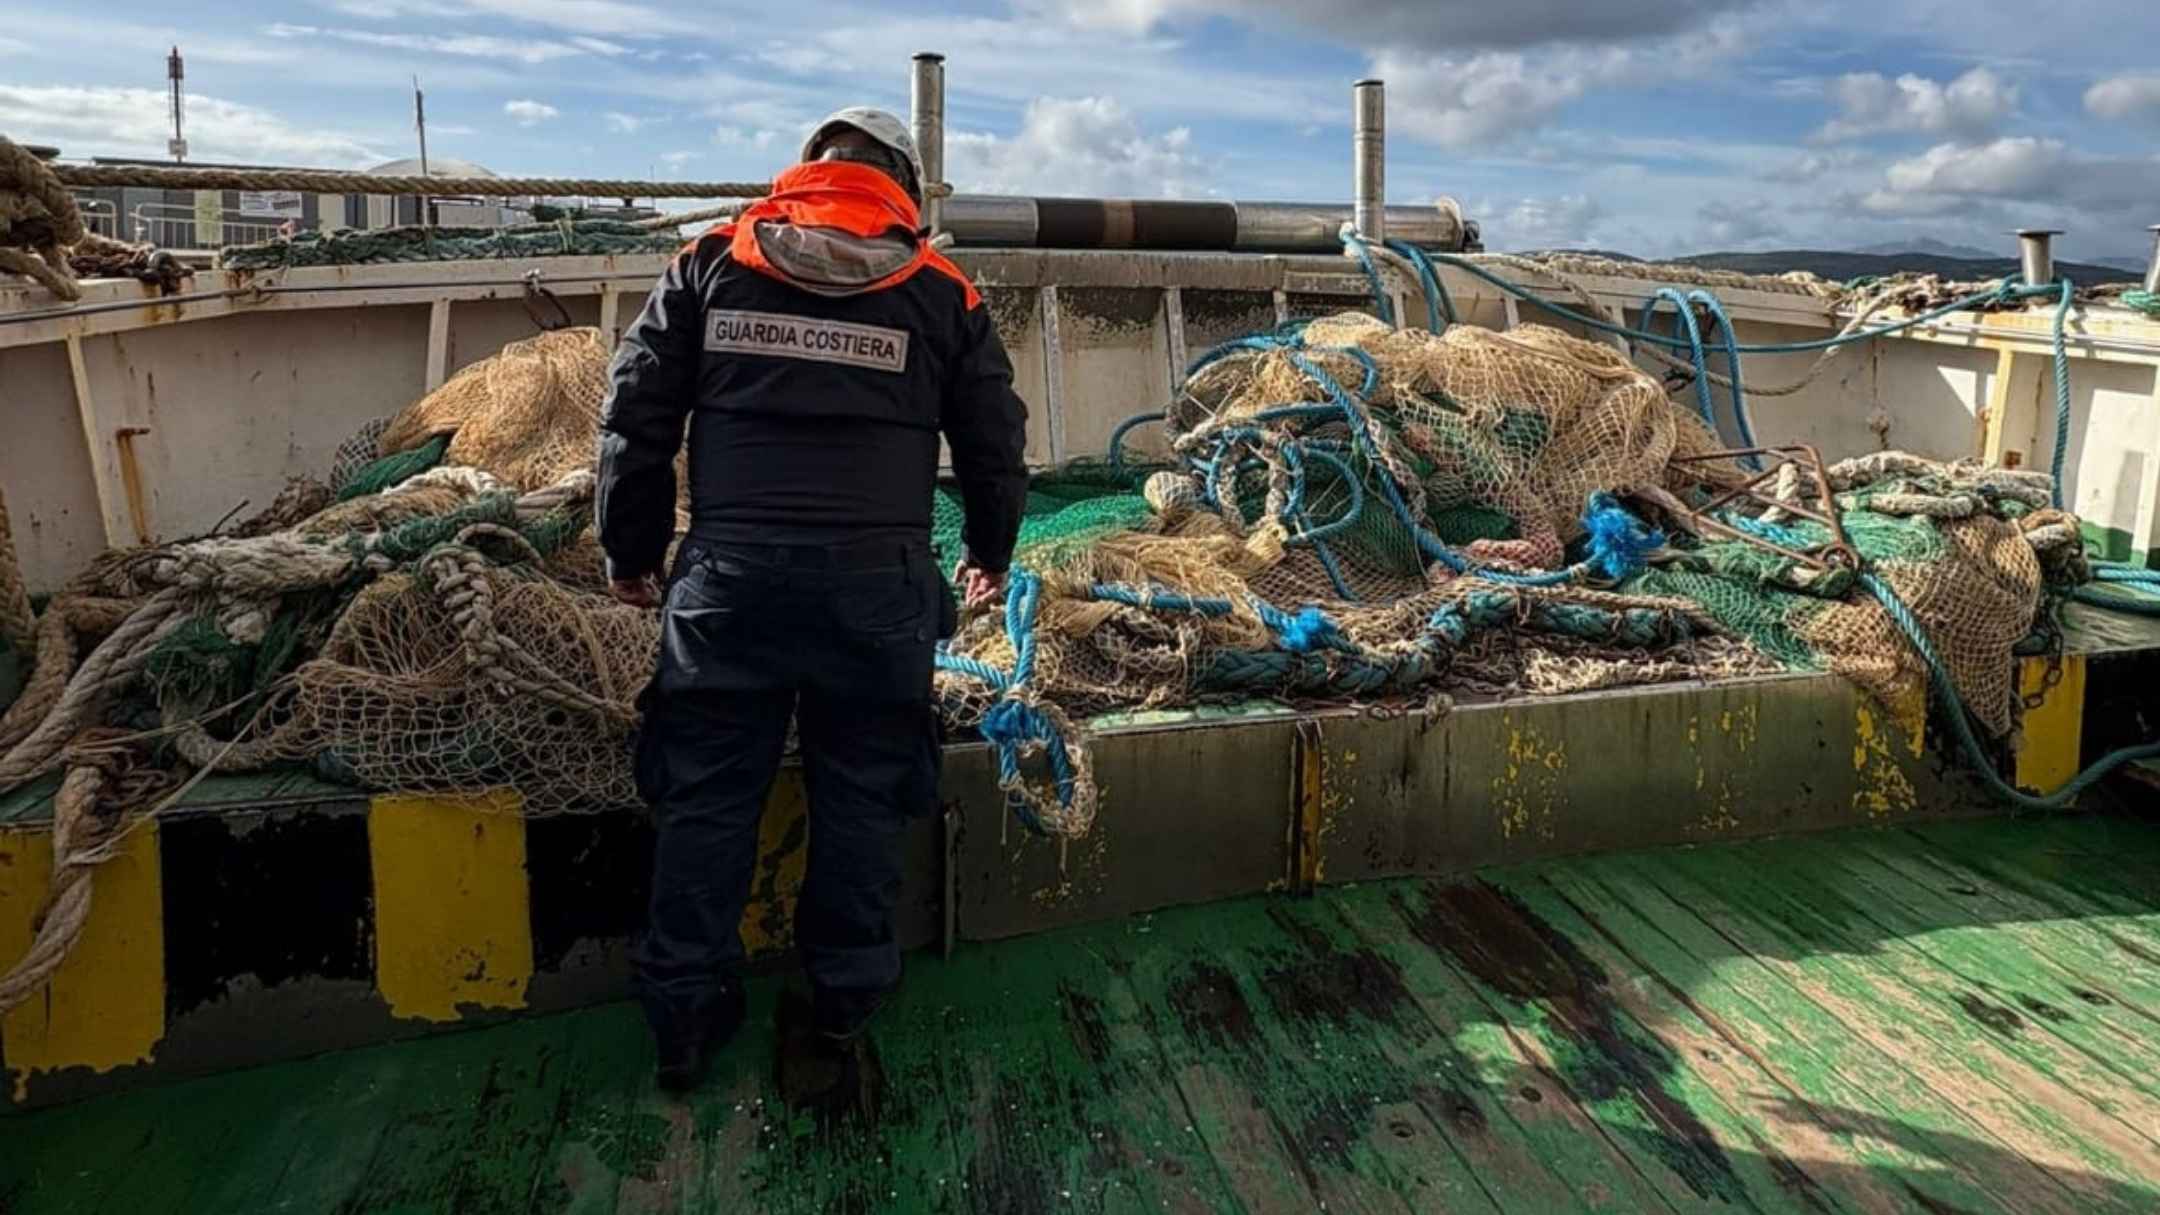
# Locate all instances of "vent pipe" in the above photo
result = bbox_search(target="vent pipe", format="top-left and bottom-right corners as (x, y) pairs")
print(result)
(2016, 228), (2061, 286)
(1353, 80), (1386, 243)
(910, 53), (946, 235)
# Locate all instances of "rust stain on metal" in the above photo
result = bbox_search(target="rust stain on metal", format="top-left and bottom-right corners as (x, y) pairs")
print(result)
(113, 425), (153, 544)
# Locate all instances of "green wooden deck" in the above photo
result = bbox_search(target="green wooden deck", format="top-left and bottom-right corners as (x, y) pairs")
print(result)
(6, 812), (2160, 1214)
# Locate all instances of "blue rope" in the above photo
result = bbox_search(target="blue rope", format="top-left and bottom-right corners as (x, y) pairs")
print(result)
(1340, 233), (1397, 328)
(1108, 411), (1164, 477)
(1425, 252), (2026, 355)
(1637, 288), (1759, 469)
(1687, 289), (1759, 466)
(1864, 573), (2160, 808)
(938, 569), (1078, 833)
(2045, 278), (2074, 508)
(1381, 239), (1455, 333)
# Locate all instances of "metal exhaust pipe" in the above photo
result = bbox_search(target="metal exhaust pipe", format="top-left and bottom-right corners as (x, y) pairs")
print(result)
(911, 52), (947, 235)
(2143, 224), (2160, 295)
(932, 196), (1469, 251)
(1353, 80), (1385, 244)
(2017, 228), (2062, 286)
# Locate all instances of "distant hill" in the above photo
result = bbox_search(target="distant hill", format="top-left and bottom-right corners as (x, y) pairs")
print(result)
(1856, 238), (1997, 260)
(1674, 250), (2137, 285)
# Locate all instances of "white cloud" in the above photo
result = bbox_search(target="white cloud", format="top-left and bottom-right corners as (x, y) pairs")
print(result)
(713, 125), (782, 151)
(659, 150), (696, 167)
(0, 36), (28, 55)
(1697, 199), (1784, 247)
(947, 96), (1211, 197)
(1021, 0), (1763, 50)
(1381, 50), (1596, 150)
(1764, 147), (1870, 184)
(1475, 194), (1604, 251)
(0, 84), (385, 166)
(266, 22), (601, 64)
(314, 0), (699, 36)
(504, 99), (561, 126)
(1379, 22), (1746, 150)
(2085, 74), (2160, 126)
(604, 112), (648, 133)
(1811, 67), (2015, 143)
(1861, 136), (2160, 220)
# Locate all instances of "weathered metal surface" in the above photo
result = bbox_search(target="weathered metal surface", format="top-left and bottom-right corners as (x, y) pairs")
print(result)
(10, 814), (2160, 1213)
(1308, 673), (1962, 886)
(946, 719), (1300, 941)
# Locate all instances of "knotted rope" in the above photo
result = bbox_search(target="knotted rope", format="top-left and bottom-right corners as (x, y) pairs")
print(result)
(938, 569), (1098, 838)
(0, 135), (85, 300)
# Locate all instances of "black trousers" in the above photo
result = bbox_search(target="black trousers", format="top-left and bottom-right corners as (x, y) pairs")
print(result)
(631, 537), (946, 1027)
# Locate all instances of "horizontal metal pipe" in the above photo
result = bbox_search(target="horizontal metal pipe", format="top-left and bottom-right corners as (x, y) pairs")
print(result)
(935, 195), (1470, 251)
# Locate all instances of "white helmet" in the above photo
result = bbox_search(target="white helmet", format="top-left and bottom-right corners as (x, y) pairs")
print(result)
(801, 107), (924, 203)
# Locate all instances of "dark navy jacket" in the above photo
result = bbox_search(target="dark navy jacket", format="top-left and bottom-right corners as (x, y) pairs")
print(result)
(596, 161), (1029, 582)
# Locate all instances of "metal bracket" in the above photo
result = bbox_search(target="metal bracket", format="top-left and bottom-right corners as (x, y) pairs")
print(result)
(1665, 444), (1858, 575)
(521, 269), (572, 332)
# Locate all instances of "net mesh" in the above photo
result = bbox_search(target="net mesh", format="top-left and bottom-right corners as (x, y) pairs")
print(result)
(0, 316), (2085, 830)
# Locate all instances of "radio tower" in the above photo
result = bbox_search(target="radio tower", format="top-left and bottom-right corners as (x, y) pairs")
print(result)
(166, 46), (188, 162)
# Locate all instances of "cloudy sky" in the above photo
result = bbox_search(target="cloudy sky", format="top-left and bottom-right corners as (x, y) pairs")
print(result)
(3, 0), (2158, 260)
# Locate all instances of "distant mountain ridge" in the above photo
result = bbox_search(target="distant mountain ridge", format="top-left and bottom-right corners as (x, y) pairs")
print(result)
(1675, 250), (2137, 285)
(1528, 246), (2140, 285)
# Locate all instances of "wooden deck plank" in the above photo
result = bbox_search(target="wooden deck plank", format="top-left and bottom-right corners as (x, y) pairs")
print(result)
(920, 939), (1233, 1215)
(1859, 830), (2160, 1020)
(1243, 896), (1589, 1214)
(1905, 818), (2160, 954)
(1511, 863), (1978, 1215)
(1493, 869), (2019, 1215)
(1798, 835), (2160, 1080)
(1136, 899), (1479, 1213)
(171, 1047), (396, 1214)
(1377, 871), (1845, 1214)
(1561, 854), (2089, 1215)
(333, 1017), (556, 1213)
(1637, 840), (2160, 1210)
(1328, 884), (1687, 1215)
(14, 816), (2160, 1215)
(1598, 843), (2151, 1210)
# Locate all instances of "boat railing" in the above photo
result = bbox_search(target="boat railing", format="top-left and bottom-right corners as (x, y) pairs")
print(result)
(126, 201), (290, 251)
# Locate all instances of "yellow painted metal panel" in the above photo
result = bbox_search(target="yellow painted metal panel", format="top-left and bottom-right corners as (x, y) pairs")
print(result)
(369, 791), (533, 1022)
(741, 769), (810, 956)
(2016, 654), (2087, 794)
(0, 822), (165, 1100)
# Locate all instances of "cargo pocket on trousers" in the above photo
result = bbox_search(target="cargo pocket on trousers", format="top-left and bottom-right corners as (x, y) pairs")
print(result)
(907, 702), (944, 817)
(657, 556), (747, 693)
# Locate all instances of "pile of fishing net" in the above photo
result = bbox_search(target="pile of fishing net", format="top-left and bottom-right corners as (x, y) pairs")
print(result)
(0, 319), (2088, 845)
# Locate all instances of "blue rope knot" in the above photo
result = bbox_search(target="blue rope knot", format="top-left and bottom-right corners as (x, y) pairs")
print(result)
(932, 568), (1096, 836)
(1580, 491), (1665, 580)
(1267, 603), (1350, 654)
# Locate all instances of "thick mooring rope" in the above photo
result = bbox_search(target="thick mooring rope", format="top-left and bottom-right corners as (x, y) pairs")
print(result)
(0, 135), (86, 300)
(0, 487), (36, 660)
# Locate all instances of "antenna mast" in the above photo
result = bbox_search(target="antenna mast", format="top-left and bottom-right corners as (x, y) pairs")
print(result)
(166, 46), (187, 162)
(413, 76), (431, 228)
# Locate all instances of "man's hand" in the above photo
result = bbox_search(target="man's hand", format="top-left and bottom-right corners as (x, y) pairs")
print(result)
(954, 562), (1006, 610)
(609, 573), (663, 609)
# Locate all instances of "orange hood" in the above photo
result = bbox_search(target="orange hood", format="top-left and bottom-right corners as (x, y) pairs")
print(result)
(699, 160), (979, 308)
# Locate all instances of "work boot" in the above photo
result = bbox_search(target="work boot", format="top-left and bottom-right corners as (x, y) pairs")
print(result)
(774, 985), (885, 1118)
(644, 980), (747, 1094)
